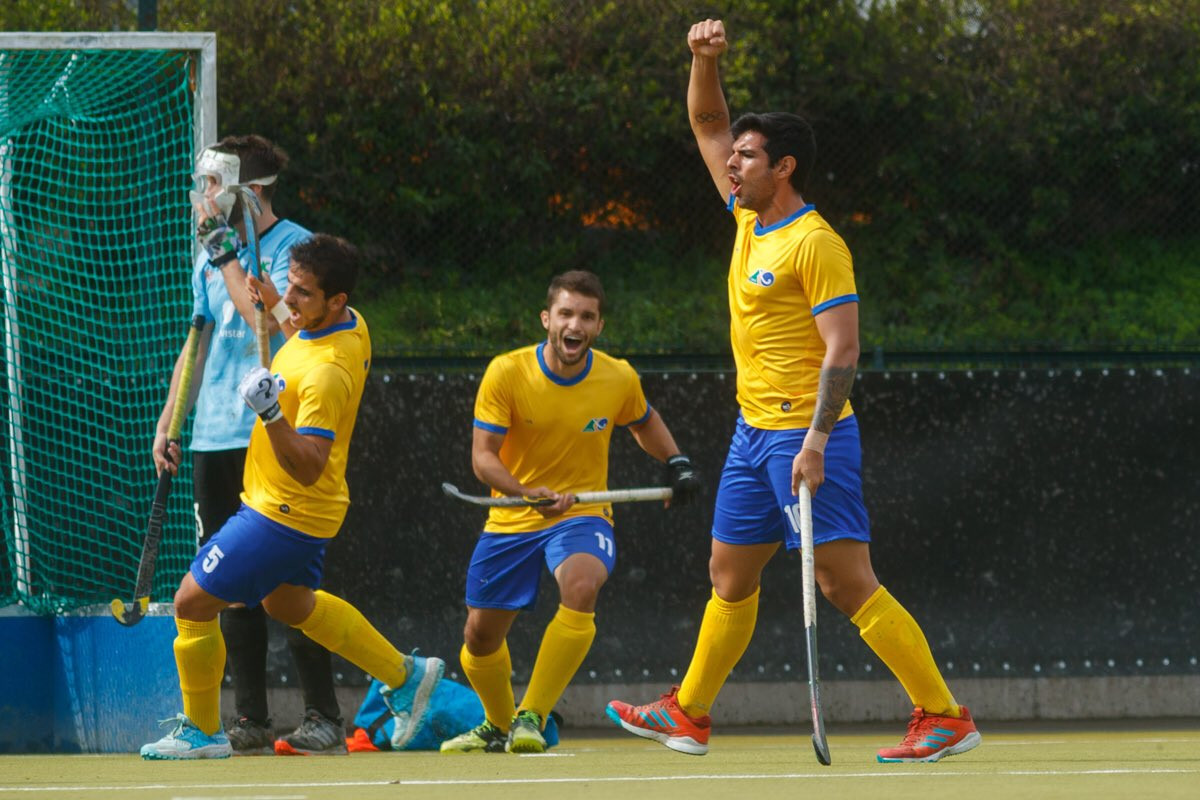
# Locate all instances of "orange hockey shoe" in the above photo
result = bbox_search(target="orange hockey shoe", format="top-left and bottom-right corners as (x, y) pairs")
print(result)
(877, 705), (982, 763)
(605, 686), (711, 755)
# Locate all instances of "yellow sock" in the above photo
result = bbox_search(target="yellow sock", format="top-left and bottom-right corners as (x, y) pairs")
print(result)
(173, 617), (225, 735)
(678, 588), (759, 716)
(521, 605), (596, 723)
(295, 590), (406, 689)
(461, 640), (515, 730)
(852, 586), (959, 717)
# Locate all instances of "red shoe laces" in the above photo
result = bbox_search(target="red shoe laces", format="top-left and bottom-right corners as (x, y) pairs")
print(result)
(898, 709), (929, 746)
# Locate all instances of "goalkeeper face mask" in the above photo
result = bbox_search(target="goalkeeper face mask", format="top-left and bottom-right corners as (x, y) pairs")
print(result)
(190, 148), (241, 218)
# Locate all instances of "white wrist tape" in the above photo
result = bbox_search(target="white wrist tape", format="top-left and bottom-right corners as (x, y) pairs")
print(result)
(802, 428), (829, 454)
(269, 301), (290, 325)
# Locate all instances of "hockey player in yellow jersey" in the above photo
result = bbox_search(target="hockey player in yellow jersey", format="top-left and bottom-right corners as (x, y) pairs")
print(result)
(606, 19), (981, 764)
(440, 270), (701, 755)
(142, 235), (444, 759)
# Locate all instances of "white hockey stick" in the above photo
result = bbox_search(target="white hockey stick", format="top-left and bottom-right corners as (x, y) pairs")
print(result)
(441, 482), (671, 507)
(798, 482), (832, 765)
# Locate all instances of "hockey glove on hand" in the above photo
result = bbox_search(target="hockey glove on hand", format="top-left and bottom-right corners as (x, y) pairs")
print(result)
(197, 214), (239, 268)
(238, 366), (283, 425)
(666, 454), (700, 506)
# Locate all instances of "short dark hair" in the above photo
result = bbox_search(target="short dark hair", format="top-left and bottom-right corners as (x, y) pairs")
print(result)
(290, 234), (361, 300)
(213, 134), (288, 201)
(730, 112), (816, 193)
(546, 269), (605, 315)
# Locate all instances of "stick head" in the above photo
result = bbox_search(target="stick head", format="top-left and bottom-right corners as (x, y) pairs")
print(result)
(109, 596), (148, 627)
(813, 733), (832, 765)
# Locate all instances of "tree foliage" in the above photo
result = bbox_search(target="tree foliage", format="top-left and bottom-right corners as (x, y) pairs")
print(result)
(3, 0), (1198, 351)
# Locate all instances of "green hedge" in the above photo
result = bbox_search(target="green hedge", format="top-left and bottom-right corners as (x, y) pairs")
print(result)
(359, 233), (1200, 355)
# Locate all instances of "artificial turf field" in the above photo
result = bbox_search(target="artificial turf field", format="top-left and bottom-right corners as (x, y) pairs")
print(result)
(1, 721), (1197, 800)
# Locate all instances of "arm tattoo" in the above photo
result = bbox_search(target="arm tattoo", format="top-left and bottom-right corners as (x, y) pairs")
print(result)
(694, 109), (727, 125)
(811, 364), (857, 434)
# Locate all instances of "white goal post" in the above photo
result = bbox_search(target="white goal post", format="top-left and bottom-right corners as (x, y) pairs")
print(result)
(0, 32), (216, 614)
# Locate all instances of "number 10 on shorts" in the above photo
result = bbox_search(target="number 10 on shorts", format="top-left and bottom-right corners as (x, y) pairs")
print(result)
(783, 503), (803, 535)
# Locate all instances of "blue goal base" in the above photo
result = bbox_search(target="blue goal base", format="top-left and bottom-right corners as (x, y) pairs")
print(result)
(0, 607), (179, 753)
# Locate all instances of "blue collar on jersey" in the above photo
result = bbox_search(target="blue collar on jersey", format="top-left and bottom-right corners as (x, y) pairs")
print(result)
(537, 341), (592, 386)
(299, 309), (358, 340)
(754, 203), (815, 235)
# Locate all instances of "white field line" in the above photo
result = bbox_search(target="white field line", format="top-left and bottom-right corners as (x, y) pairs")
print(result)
(170, 796), (307, 800)
(3, 768), (1199, 792)
(682, 736), (1200, 752)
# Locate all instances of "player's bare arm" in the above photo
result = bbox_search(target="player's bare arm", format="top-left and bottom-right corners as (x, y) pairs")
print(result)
(812, 366), (857, 435)
(192, 188), (273, 336)
(237, 366), (333, 485)
(263, 424), (333, 486)
(153, 324), (212, 476)
(688, 18), (734, 199)
(246, 272), (296, 338)
(219, 259), (283, 335)
(194, 181), (284, 337)
(793, 302), (860, 495)
(471, 426), (575, 517)
(628, 409), (701, 507)
(625, 409), (681, 462)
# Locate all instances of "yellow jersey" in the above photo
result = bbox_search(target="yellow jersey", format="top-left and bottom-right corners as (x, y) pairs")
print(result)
(473, 342), (650, 533)
(242, 309), (371, 538)
(727, 200), (858, 429)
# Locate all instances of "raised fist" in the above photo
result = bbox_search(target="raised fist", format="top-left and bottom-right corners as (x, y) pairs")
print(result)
(238, 366), (283, 425)
(688, 19), (728, 58)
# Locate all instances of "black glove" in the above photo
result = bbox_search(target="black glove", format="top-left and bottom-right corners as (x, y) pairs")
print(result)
(666, 454), (700, 506)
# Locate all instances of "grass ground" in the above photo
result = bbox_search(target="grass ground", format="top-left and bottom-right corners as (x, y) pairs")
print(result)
(2, 721), (1197, 800)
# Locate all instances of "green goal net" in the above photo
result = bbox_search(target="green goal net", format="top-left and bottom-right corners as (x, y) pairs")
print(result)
(0, 34), (215, 614)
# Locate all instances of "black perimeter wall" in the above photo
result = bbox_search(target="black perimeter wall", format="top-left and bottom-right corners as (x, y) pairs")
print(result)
(278, 366), (1199, 689)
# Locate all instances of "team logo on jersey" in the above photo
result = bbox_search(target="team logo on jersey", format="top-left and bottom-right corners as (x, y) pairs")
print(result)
(582, 418), (609, 432)
(748, 270), (776, 287)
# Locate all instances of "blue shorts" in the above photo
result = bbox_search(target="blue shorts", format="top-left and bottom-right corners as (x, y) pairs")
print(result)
(191, 504), (328, 606)
(711, 414), (871, 551)
(465, 516), (616, 611)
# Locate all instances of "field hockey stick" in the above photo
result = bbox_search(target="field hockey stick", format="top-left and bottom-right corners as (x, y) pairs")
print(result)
(798, 482), (832, 765)
(237, 186), (270, 368)
(110, 314), (206, 626)
(441, 482), (672, 507)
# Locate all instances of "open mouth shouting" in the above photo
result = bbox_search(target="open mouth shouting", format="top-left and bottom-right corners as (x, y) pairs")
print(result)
(557, 331), (588, 363)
